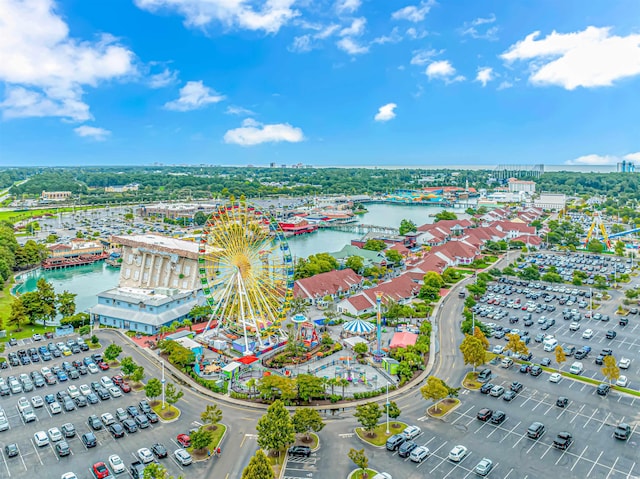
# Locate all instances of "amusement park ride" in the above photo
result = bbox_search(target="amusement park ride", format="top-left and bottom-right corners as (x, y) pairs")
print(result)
(196, 199), (295, 355)
(584, 212), (612, 250)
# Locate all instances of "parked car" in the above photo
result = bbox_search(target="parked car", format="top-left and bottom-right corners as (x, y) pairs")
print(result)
(448, 445), (468, 462)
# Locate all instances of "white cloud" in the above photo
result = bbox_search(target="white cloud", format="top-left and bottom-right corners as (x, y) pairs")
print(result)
(0, 0), (136, 121)
(497, 80), (513, 90)
(476, 67), (494, 86)
(461, 14), (498, 40)
(224, 118), (304, 146)
(410, 48), (441, 65)
(372, 28), (402, 45)
(374, 103), (397, 122)
(391, 1), (435, 22)
(316, 24), (340, 39)
(337, 37), (369, 55)
(624, 152), (640, 162)
(425, 60), (464, 82)
(406, 27), (428, 40)
(335, 0), (361, 14)
(340, 17), (366, 37)
(565, 154), (619, 165)
(289, 35), (312, 53)
(288, 24), (340, 52)
(134, 0), (298, 34)
(149, 68), (179, 88)
(225, 105), (256, 116)
(501, 26), (640, 90)
(74, 125), (111, 141)
(164, 81), (225, 111)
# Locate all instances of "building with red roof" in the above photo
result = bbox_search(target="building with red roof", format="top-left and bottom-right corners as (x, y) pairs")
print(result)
(294, 268), (363, 305)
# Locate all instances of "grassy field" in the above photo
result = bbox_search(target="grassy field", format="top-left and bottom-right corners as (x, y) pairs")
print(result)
(463, 372), (482, 389)
(428, 398), (460, 418)
(187, 424), (226, 459)
(0, 205), (105, 224)
(351, 469), (378, 479)
(0, 279), (13, 326)
(151, 401), (181, 420)
(355, 422), (408, 447)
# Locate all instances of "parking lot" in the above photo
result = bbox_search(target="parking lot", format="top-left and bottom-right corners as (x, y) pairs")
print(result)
(0, 336), (195, 479)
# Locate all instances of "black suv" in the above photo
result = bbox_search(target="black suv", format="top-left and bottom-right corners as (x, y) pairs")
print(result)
(480, 383), (494, 394)
(552, 432), (573, 450)
(288, 446), (311, 457)
(529, 365), (542, 376)
(606, 330), (617, 339)
(398, 440), (417, 458)
(614, 423), (631, 440)
(597, 383), (610, 396)
(490, 411), (506, 425)
(527, 422), (545, 439)
(151, 443), (168, 458)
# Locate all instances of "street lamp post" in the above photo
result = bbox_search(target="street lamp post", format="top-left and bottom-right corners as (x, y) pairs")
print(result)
(386, 382), (390, 434)
(161, 360), (166, 410)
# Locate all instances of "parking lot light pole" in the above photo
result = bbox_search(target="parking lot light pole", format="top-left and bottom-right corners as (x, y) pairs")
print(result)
(161, 360), (166, 410)
(386, 382), (390, 434)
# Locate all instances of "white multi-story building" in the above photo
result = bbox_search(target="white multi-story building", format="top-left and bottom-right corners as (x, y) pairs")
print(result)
(533, 193), (566, 211)
(508, 178), (536, 194)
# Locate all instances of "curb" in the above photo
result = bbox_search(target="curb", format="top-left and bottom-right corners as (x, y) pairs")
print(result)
(426, 398), (461, 419)
(154, 404), (182, 423)
(347, 469), (380, 479)
(193, 423), (228, 463)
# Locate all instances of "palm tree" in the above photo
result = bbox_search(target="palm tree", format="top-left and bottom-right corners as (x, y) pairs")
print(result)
(339, 378), (350, 398)
(182, 319), (193, 331)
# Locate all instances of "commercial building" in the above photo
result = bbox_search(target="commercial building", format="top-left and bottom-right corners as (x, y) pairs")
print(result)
(113, 234), (201, 290)
(533, 193), (567, 211)
(48, 240), (104, 258)
(507, 178), (536, 194)
(41, 191), (72, 201)
(105, 183), (140, 193)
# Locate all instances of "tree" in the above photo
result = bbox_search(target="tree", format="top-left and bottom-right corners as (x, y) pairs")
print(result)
(90, 334), (99, 345)
(354, 402), (382, 436)
(504, 333), (529, 358)
(142, 462), (177, 479)
(418, 284), (440, 302)
(363, 239), (386, 251)
(36, 278), (56, 326)
(201, 404), (223, 429)
(345, 256), (365, 274)
(399, 219), (417, 235)
(8, 297), (28, 331)
(57, 290), (77, 318)
(120, 356), (139, 376)
(291, 408), (325, 441)
(459, 335), (486, 372)
(385, 249), (403, 266)
(587, 239), (604, 254)
(296, 374), (326, 402)
(615, 240), (625, 257)
(241, 450), (274, 479)
(190, 428), (213, 451)
(256, 400), (295, 456)
(602, 355), (620, 385)
(348, 448), (368, 475)
(164, 382), (183, 406)
(423, 271), (444, 289)
(181, 319), (193, 331)
(473, 326), (490, 350)
(131, 366), (145, 383)
(353, 342), (368, 356)
(434, 211), (457, 222)
(193, 211), (209, 226)
(387, 401), (401, 422)
(420, 376), (449, 412)
(78, 325), (91, 336)
(104, 344), (122, 362)
(518, 266), (540, 281)
(144, 378), (162, 401)
(555, 345), (567, 371)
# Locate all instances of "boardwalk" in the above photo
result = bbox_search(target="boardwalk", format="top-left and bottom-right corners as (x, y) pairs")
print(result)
(320, 223), (399, 235)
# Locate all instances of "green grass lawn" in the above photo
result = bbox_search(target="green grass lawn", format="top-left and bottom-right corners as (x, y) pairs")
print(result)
(0, 205), (104, 224)
(351, 469), (378, 479)
(0, 322), (56, 342)
(355, 422), (408, 446)
(187, 424), (226, 458)
(294, 432), (319, 450)
(428, 398), (460, 418)
(463, 372), (482, 389)
(151, 401), (180, 420)
(0, 280), (14, 326)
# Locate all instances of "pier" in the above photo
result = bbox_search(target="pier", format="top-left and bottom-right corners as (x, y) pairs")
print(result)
(320, 223), (399, 235)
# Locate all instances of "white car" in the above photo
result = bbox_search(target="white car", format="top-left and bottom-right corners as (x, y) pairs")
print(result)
(448, 445), (468, 462)
(100, 376), (114, 389)
(49, 401), (62, 415)
(174, 448), (192, 466)
(34, 430), (49, 447)
(87, 363), (99, 374)
(48, 427), (63, 442)
(31, 395), (44, 408)
(41, 367), (51, 376)
(101, 412), (116, 426)
(79, 384), (91, 396)
(616, 376), (629, 387)
(549, 373), (562, 383)
(538, 316), (547, 324)
(108, 454), (126, 474)
(410, 446), (430, 463)
(569, 322), (580, 331)
(61, 474), (78, 479)
(17, 397), (30, 413)
(137, 447), (154, 464)
(402, 425), (421, 440)
(67, 385), (80, 399)
(108, 386), (123, 398)
(619, 358), (631, 369)
(492, 345), (504, 354)
(582, 329), (594, 339)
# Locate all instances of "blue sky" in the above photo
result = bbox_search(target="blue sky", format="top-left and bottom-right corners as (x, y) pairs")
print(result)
(1, 0), (640, 167)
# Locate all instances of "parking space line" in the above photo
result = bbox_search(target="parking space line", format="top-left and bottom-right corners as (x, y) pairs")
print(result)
(450, 406), (474, 425)
(583, 408), (599, 428)
(500, 421), (520, 444)
(597, 412), (612, 433)
(570, 446), (588, 472)
(30, 440), (43, 466)
(442, 453), (472, 479)
(627, 462), (636, 479)
(0, 449), (9, 477)
(531, 393), (548, 412)
(584, 449), (601, 475)
(539, 442), (553, 460)
(607, 457), (619, 479)
(504, 467), (514, 478)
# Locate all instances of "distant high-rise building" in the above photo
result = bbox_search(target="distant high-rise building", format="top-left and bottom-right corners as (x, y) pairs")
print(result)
(617, 160), (636, 173)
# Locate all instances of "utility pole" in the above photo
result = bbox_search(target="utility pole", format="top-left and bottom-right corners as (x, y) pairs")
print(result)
(161, 360), (166, 410)
(386, 382), (390, 435)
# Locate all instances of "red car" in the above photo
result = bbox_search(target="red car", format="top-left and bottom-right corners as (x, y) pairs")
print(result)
(98, 362), (110, 371)
(93, 461), (110, 478)
(176, 434), (191, 447)
(111, 375), (124, 386)
(119, 382), (131, 393)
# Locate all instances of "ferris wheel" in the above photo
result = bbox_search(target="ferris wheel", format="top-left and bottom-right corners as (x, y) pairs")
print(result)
(198, 200), (294, 354)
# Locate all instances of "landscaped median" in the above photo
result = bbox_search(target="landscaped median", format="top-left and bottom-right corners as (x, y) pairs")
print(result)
(348, 469), (379, 479)
(187, 423), (227, 461)
(355, 422), (408, 447)
(427, 398), (460, 418)
(151, 400), (181, 421)
(463, 371), (482, 390)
